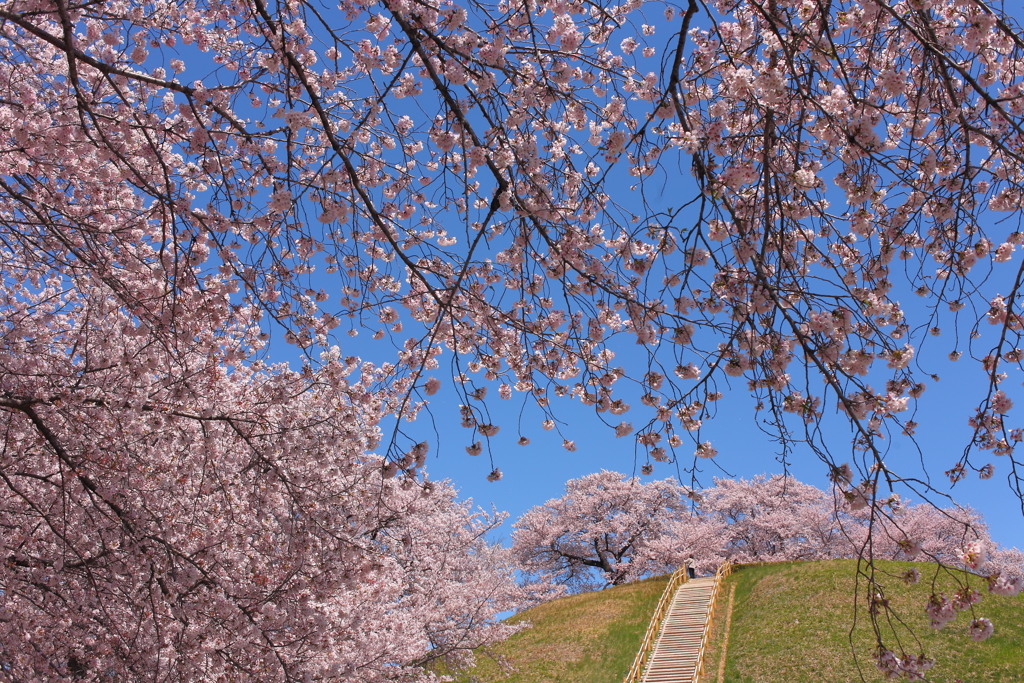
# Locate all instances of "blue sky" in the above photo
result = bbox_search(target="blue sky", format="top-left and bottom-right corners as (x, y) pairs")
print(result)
(279, 145), (1024, 553)
(415, 345), (1024, 551)
(149, 0), (1024, 552)
(287, 290), (1024, 552)
(257, 129), (1024, 557)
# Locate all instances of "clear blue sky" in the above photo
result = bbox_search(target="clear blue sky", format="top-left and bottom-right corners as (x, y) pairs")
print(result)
(277, 179), (1024, 553)
(420, 347), (1024, 551)
(260, 160), (1024, 554)
(279, 300), (1024, 552)
(239, 0), (1024, 553)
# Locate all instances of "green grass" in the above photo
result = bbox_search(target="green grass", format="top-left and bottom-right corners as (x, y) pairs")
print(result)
(706, 560), (1024, 683)
(443, 574), (669, 683)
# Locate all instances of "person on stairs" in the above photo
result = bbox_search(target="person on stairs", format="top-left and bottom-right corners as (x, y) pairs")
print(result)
(685, 556), (696, 579)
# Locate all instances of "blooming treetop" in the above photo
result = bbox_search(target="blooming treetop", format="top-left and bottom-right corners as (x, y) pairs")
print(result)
(511, 470), (688, 589)
(672, 474), (844, 567)
(3, 0), (1024, 477)
(531, 472), (1023, 582)
(3, 0), (1024, 675)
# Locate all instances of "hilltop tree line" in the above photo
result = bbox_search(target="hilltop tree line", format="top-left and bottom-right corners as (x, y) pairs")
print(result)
(512, 472), (1023, 603)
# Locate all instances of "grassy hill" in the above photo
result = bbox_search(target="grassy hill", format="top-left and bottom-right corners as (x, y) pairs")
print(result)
(445, 560), (1023, 683)
(441, 574), (668, 683)
(706, 560), (1024, 683)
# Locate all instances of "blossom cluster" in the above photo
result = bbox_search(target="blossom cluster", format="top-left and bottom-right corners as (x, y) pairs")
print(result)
(875, 649), (935, 681)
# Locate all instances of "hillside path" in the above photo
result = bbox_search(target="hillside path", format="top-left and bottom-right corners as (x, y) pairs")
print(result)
(640, 576), (717, 683)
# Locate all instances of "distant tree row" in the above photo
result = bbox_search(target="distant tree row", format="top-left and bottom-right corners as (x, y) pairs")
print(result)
(512, 471), (1024, 594)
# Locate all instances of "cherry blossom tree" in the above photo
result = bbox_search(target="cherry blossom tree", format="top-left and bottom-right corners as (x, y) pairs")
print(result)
(658, 474), (1015, 567)
(512, 471), (1024, 581)
(3, 0), (1024, 676)
(842, 491), (987, 565)
(511, 471), (687, 590)
(689, 474), (842, 562)
(0, 276), (535, 681)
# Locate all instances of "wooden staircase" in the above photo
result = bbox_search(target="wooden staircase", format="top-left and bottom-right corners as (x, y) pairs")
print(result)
(624, 562), (733, 683)
(639, 577), (717, 683)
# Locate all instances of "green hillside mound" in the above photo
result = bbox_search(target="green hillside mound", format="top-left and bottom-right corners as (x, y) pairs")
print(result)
(443, 574), (669, 683)
(446, 560), (1023, 683)
(706, 560), (1023, 682)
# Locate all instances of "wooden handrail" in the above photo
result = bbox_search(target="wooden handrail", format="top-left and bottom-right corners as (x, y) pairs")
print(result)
(692, 562), (734, 683)
(623, 565), (690, 683)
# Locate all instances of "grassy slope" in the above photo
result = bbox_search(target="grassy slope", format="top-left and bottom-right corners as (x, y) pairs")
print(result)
(705, 560), (1024, 683)
(445, 560), (1022, 683)
(444, 574), (668, 683)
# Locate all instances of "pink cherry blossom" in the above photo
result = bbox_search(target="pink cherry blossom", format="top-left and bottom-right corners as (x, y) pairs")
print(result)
(992, 391), (1013, 414)
(695, 441), (718, 458)
(925, 594), (958, 629)
(988, 573), (1023, 597)
(968, 618), (994, 641)
(961, 540), (988, 570)
(0, 282), (536, 681)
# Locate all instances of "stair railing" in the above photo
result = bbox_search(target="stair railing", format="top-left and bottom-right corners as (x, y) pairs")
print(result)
(692, 561), (734, 683)
(623, 565), (689, 683)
